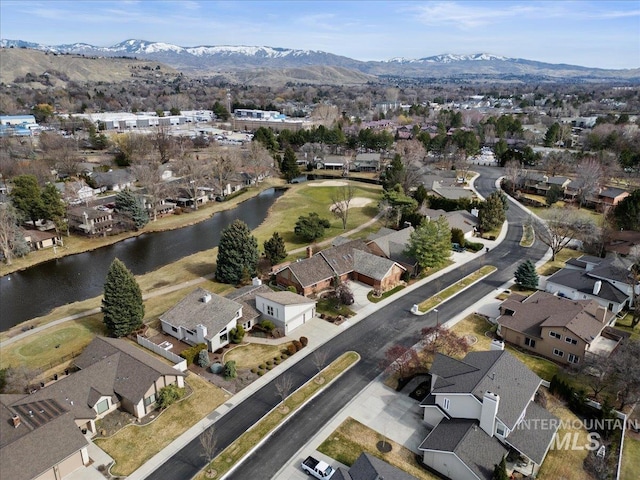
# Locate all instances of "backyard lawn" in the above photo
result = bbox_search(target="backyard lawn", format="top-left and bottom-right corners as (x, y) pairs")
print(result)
(317, 417), (440, 480)
(537, 247), (584, 276)
(95, 373), (227, 477)
(621, 435), (640, 480)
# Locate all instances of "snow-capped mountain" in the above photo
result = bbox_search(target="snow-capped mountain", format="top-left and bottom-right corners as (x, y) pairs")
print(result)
(1, 38), (637, 82)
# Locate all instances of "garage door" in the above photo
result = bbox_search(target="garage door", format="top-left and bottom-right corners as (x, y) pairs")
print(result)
(286, 316), (305, 334)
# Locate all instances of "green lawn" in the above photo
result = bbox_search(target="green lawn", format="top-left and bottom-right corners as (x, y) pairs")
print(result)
(621, 435), (640, 480)
(223, 343), (290, 370)
(613, 313), (639, 341)
(537, 248), (584, 276)
(418, 266), (496, 312)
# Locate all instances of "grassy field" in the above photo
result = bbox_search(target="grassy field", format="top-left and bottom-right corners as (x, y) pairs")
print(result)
(537, 393), (597, 480)
(95, 374), (227, 477)
(195, 351), (360, 480)
(317, 417), (440, 480)
(621, 435), (640, 480)
(613, 313), (639, 341)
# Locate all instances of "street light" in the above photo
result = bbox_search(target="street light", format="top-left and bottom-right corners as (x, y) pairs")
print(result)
(433, 308), (439, 327)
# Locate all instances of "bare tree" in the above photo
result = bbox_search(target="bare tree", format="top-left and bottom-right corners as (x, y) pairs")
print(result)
(312, 349), (329, 374)
(209, 146), (240, 198)
(112, 132), (152, 166)
(2, 366), (41, 393)
(330, 183), (355, 229)
(503, 160), (524, 193)
(39, 131), (82, 176)
(532, 208), (595, 261)
(199, 426), (218, 464)
(151, 124), (177, 164)
(178, 154), (210, 211)
(311, 104), (339, 127)
(243, 141), (273, 185)
(381, 344), (423, 379)
(0, 204), (23, 265)
(575, 157), (603, 207)
(419, 326), (470, 366)
(274, 374), (294, 409)
(130, 156), (174, 222)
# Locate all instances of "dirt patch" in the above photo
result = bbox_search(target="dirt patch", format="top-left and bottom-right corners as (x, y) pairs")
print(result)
(309, 180), (348, 187)
(329, 197), (373, 211)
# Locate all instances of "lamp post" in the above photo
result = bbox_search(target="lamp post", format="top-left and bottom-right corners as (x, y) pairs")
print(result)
(434, 308), (439, 327)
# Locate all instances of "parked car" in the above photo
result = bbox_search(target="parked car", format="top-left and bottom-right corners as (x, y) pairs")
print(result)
(301, 456), (334, 479)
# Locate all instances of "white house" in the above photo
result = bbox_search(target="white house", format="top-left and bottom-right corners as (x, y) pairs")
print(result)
(255, 291), (316, 335)
(419, 346), (558, 479)
(160, 288), (243, 352)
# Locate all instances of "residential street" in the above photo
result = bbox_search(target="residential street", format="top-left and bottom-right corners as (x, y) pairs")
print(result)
(142, 166), (550, 480)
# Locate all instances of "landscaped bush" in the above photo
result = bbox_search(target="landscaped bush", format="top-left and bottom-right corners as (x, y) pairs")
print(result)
(287, 286), (297, 293)
(451, 227), (466, 247)
(180, 343), (208, 365)
(287, 344), (297, 355)
(280, 354), (287, 360)
(197, 349), (211, 368)
(251, 368), (258, 374)
(157, 384), (185, 409)
(266, 360), (273, 366)
(293, 340), (303, 351)
(465, 241), (484, 252)
(257, 370), (264, 376)
(261, 320), (276, 332)
(229, 325), (245, 344)
(299, 336), (308, 347)
(259, 363), (266, 370)
(224, 360), (237, 379)
(274, 359), (281, 365)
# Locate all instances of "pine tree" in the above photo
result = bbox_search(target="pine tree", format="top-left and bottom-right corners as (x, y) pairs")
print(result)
(263, 231), (287, 265)
(102, 258), (145, 337)
(405, 216), (451, 270)
(216, 219), (258, 284)
(10, 175), (44, 226)
(280, 146), (300, 182)
(514, 259), (539, 290)
(115, 189), (149, 230)
(479, 191), (507, 232)
(492, 457), (509, 480)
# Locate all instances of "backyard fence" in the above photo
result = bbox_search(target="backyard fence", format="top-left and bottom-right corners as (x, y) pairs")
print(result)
(136, 335), (187, 372)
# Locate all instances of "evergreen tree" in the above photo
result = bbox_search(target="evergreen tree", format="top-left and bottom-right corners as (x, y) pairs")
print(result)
(280, 146), (300, 182)
(294, 212), (331, 242)
(10, 175), (44, 226)
(479, 191), (507, 232)
(614, 189), (640, 231)
(216, 219), (258, 284)
(515, 259), (539, 290)
(102, 258), (144, 337)
(545, 184), (563, 207)
(264, 231), (287, 265)
(40, 183), (66, 227)
(405, 216), (451, 270)
(115, 189), (149, 230)
(492, 457), (509, 480)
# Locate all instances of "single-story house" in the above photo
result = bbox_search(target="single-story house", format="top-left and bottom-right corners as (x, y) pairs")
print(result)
(421, 207), (478, 239)
(350, 249), (406, 291)
(366, 226), (419, 276)
(160, 288), (244, 352)
(92, 169), (135, 192)
(22, 228), (62, 251)
(595, 187), (630, 207)
(497, 291), (618, 365)
(254, 290), (316, 335)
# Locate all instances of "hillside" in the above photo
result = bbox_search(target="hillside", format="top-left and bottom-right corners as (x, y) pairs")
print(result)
(0, 48), (179, 87)
(204, 65), (377, 86)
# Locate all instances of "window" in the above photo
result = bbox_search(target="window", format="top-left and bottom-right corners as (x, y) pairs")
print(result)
(144, 393), (156, 407)
(171, 326), (178, 333)
(267, 305), (274, 316)
(219, 332), (228, 343)
(568, 354), (580, 364)
(565, 336), (577, 345)
(549, 331), (561, 339)
(443, 398), (450, 411)
(553, 348), (564, 357)
(496, 424), (506, 436)
(96, 399), (109, 414)
(524, 337), (536, 348)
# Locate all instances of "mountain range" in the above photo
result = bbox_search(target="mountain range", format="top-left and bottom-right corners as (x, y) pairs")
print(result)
(2, 38), (638, 83)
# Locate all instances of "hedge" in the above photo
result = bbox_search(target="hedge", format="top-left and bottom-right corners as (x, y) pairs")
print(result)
(180, 343), (208, 365)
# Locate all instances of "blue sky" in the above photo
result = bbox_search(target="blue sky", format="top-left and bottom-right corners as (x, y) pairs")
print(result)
(2, 1), (639, 69)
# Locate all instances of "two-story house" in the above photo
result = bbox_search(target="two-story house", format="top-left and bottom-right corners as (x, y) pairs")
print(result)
(419, 346), (558, 479)
(254, 290), (316, 335)
(497, 291), (619, 366)
(67, 207), (114, 236)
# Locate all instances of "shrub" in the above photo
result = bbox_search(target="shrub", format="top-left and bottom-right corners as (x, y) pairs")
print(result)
(293, 340), (303, 351)
(287, 344), (297, 355)
(251, 368), (258, 374)
(287, 286), (297, 293)
(229, 324), (245, 344)
(266, 360), (273, 366)
(224, 360), (237, 379)
(259, 363), (267, 370)
(179, 343), (208, 365)
(280, 354), (288, 360)
(465, 241), (484, 252)
(266, 364), (273, 370)
(451, 227), (466, 247)
(299, 336), (308, 347)
(157, 384), (185, 409)
(197, 349), (211, 368)
(274, 359), (280, 365)
(261, 320), (276, 332)
(257, 370), (264, 376)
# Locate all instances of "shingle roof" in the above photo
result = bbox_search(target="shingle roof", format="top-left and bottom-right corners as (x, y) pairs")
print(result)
(159, 288), (242, 337)
(430, 351), (542, 430)
(419, 419), (507, 480)
(319, 239), (370, 276)
(347, 452), (419, 480)
(546, 269), (629, 304)
(352, 249), (403, 281)
(588, 256), (633, 284)
(505, 401), (558, 465)
(599, 187), (628, 198)
(285, 253), (336, 288)
(499, 291), (614, 344)
(256, 290), (315, 306)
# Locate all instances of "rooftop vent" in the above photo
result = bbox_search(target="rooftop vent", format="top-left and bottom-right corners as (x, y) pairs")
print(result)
(201, 293), (212, 303)
(11, 414), (21, 428)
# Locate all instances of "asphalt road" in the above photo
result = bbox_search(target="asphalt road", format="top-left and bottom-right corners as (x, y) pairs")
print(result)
(145, 166), (549, 480)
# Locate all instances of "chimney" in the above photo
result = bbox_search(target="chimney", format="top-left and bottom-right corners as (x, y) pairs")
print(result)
(201, 293), (212, 303)
(471, 207), (479, 217)
(490, 339), (505, 351)
(11, 414), (21, 428)
(595, 305), (608, 323)
(252, 277), (262, 286)
(480, 391), (500, 437)
(593, 280), (602, 295)
(306, 246), (313, 258)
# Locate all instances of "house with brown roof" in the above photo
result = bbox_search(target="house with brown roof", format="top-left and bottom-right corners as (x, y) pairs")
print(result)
(366, 226), (418, 276)
(21, 228), (62, 251)
(275, 239), (405, 296)
(419, 347), (558, 479)
(0, 337), (185, 480)
(497, 291), (619, 366)
(67, 207), (114, 236)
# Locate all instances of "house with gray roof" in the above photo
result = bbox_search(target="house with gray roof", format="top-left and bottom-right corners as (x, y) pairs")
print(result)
(92, 169), (135, 192)
(497, 291), (618, 366)
(421, 207), (478, 238)
(160, 288), (245, 352)
(0, 337), (185, 480)
(419, 348), (558, 479)
(332, 452), (418, 480)
(366, 226), (419, 276)
(254, 290), (316, 334)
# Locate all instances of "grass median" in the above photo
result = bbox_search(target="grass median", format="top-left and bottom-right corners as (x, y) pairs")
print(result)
(195, 351), (360, 480)
(418, 265), (497, 313)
